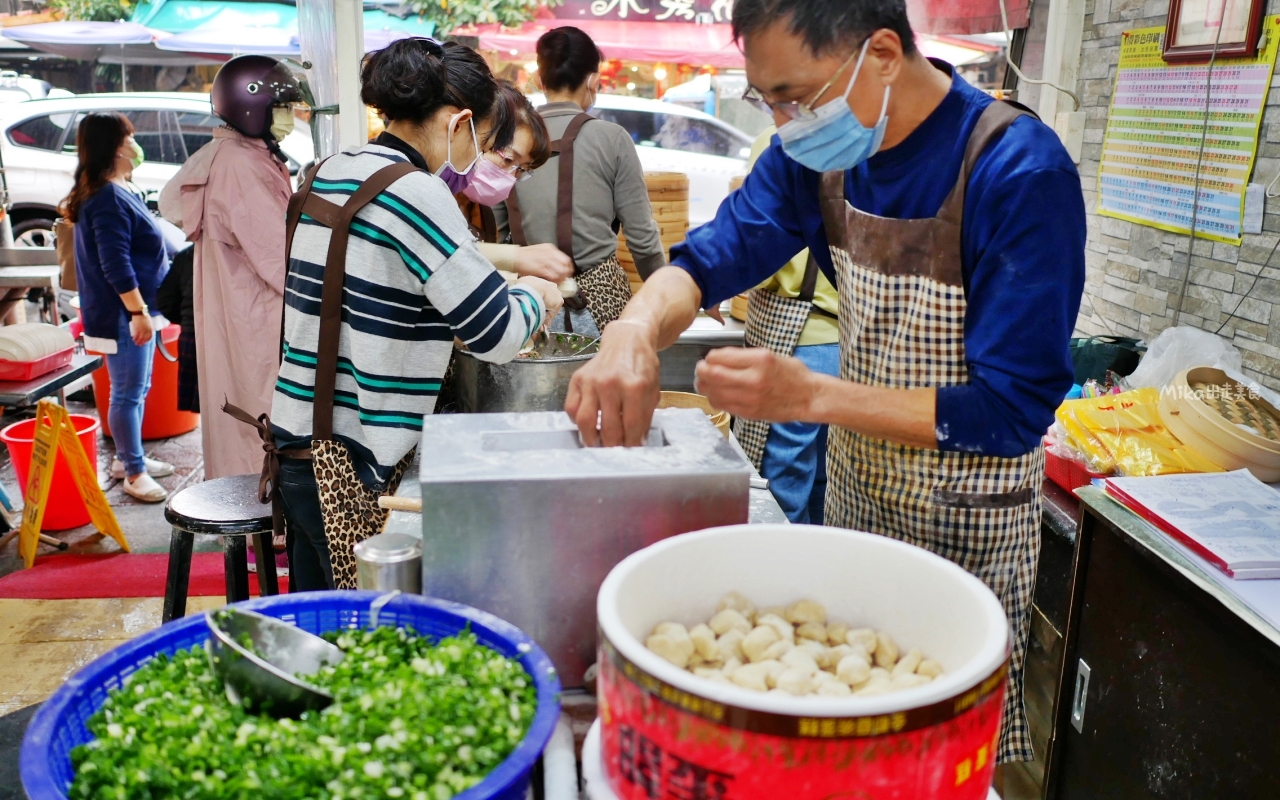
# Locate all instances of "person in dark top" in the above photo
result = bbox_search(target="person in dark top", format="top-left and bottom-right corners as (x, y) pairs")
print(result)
(155, 245), (197, 412)
(62, 112), (174, 503)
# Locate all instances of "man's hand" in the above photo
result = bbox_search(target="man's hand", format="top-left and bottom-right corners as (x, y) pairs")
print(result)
(695, 347), (819, 423)
(565, 319), (662, 447)
(515, 275), (564, 325)
(514, 244), (574, 284)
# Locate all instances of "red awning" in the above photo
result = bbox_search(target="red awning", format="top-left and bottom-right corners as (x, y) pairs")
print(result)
(457, 19), (745, 68)
(908, 0), (1029, 35)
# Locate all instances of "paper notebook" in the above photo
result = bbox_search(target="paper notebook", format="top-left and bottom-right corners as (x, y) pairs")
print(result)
(1104, 470), (1280, 580)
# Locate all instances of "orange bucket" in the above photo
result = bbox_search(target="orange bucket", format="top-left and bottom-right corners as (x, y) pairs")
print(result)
(0, 414), (99, 530)
(91, 322), (199, 440)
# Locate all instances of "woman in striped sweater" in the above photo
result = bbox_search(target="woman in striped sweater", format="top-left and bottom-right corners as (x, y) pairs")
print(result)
(268, 39), (562, 591)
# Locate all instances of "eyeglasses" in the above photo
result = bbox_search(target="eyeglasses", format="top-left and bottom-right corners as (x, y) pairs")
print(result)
(493, 148), (536, 181)
(741, 41), (866, 122)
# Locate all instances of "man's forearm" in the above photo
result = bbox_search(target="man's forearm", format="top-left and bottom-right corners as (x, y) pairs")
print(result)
(612, 266), (701, 349)
(807, 373), (939, 450)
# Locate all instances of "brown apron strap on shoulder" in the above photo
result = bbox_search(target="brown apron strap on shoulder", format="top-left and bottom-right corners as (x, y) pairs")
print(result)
(935, 100), (1028, 227)
(797, 253), (819, 304)
(819, 170), (849, 255)
(479, 204), (498, 244)
(505, 191), (527, 246)
(281, 157), (333, 361)
(552, 112), (595, 272)
(311, 160), (421, 440)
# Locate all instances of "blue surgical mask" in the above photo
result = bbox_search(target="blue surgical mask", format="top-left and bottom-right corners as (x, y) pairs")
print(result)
(777, 40), (890, 173)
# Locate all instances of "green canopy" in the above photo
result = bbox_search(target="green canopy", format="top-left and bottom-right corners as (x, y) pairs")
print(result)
(132, 0), (435, 39)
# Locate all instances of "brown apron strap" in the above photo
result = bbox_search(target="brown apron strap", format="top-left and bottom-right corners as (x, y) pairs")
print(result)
(281, 157), (332, 362)
(552, 112), (594, 271)
(221, 399), (312, 542)
(819, 171), (849, 255)
(506, 190), (528, 246)
(936, 101), (1028, 227)
(308, 160), (421, 440)
(479, 204), (498, 244)
(797, 254), (819, 303)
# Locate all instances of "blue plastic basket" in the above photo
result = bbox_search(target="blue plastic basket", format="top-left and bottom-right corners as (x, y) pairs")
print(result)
(20, 590), (562, 800)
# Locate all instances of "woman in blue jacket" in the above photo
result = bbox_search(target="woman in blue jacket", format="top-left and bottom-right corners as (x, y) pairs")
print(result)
(61, 112), (173, 502)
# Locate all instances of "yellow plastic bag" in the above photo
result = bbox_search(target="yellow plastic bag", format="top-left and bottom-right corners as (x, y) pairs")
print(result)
(1055, 388), (1222, 476)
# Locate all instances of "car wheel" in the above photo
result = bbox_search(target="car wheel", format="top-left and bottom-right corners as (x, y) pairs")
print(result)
(13, 217), (56, 248)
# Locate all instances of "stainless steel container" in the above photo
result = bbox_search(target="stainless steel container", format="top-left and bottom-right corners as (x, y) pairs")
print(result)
(417, 408), (751, 687)
(454, 332), (599, 413)
(659, 313), (745, 391)
(354, 533), (422, 592)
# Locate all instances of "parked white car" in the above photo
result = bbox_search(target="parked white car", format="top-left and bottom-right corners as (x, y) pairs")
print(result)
(533, 93), (754, 227)
(0, 92), (314, 246)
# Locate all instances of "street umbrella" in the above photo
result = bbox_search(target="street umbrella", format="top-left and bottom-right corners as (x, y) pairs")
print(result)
(0, 20), (212, 65)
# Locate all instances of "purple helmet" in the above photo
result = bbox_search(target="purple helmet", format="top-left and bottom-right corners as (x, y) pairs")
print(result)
(211, 55), (302, 139)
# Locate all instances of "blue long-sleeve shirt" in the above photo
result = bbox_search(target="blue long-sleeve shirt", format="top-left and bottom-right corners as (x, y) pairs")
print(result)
(74, 182), (169, 339)
(670, 65), (1085, 457)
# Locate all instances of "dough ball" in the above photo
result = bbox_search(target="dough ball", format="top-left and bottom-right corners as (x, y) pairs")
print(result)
(891, 672), (931, 690)
(742, 625), (781, 663)
(759, 605), (788, 620)
(846, 628), (877, 653)
(761, 638), (794, 662)
(709, 608), (752, 636)
(760, 659), (788, 688)
(729, 662), (771, 692)
(796, 621), (828, 643)
(689, 623), (718, 660)
(874, 631), (899, 669)
(817, 680), (852, 696)
(646, 633), (690, 669)
(775, 667), (815, 696)
(855, 669), (892, 696)
(892, 648), (923, 678)
(822, 644), (854, 671)
(797, 639), (829, 666)
(836, 653), (871, 687)
(785, 599), (827, 625)
(756, 613), (795, 643)
(716, 629), (746, 662)
(826, 622), (851, 647)
(780, 648), (820, 675)
(917, 659), (944, 679)
(716, 591), (756, 621)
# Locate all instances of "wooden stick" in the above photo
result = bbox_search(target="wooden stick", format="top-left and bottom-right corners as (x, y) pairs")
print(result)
(378, 496), (422, 513)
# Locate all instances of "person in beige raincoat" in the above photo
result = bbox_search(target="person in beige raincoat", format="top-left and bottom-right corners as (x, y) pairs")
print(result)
(159, 56), (301, 479)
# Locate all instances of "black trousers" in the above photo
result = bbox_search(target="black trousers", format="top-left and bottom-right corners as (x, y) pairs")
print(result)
(278, 457), (334, 591)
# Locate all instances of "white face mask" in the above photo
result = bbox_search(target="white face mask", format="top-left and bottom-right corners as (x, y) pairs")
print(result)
(270, 106), (295, 142)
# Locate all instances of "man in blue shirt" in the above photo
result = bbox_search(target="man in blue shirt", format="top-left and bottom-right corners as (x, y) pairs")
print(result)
(566, 0), (1084, 772)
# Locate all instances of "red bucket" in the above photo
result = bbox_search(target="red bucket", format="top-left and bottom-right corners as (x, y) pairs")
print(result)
(0, 414), (99, 531)
(596, 525), (1011, 799)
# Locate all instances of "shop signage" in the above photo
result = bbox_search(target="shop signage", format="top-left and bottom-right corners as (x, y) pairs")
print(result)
(18, 399), (128, 568)
(552, 0), (734, 23)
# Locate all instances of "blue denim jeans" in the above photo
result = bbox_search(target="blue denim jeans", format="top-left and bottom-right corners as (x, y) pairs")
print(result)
(105, 314), (154, 477)
(760, 343), (840, 525)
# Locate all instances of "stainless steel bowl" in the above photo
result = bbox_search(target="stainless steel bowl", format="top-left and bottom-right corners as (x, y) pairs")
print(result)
(205, 608), (345, 718)
(454, 332), (600, 413)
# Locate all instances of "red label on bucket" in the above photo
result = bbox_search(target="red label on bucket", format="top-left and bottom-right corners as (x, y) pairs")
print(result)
(598, 643), (1005, 799)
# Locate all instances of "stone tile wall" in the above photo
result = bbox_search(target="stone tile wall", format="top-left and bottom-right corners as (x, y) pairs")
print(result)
(1074, 0), (1280, 390)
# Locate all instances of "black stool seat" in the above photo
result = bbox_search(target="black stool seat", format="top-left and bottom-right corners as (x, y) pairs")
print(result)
(162, 474), (281, 623)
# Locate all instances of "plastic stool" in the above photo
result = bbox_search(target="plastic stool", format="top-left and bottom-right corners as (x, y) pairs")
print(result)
(162, 474), (280, 622)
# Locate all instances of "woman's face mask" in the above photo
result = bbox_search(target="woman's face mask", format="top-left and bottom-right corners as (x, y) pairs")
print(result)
(270, 106), (296, 142)
(118, 137), (144, 172)
(436, 113), (480, 194)
(463, 154), (519, 205)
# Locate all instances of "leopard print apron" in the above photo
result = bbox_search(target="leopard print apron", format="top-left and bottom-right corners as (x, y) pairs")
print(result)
(821, 101), (1042, 764)
(734, 256), (821, 469)
(229, 160), (422, 590)
(506, 112), (632, 329)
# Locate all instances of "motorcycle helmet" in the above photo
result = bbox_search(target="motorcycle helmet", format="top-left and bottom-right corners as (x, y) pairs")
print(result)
(211, 55), (302, 139)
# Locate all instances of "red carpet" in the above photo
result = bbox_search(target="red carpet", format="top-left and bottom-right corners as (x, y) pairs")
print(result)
(0, 552), (288, 599)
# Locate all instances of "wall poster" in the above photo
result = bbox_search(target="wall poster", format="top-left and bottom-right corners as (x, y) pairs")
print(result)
(1097, 17), (1280, 245)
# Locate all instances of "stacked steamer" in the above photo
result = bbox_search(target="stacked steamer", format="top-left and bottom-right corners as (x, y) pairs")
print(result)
(1158, 367), (1280, 481)
(727, 174), (749, 322)
(617, 172), (690, 297)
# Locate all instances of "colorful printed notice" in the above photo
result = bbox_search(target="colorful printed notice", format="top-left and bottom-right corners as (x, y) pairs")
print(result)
(1098, 19), (1280, 245)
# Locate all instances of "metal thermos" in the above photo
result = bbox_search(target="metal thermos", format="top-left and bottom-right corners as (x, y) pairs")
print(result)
(354, 533), (422, 592)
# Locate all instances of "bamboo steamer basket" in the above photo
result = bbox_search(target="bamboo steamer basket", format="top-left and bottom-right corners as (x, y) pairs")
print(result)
(729, 293), (749, 322)
(658, 391), (730, 438)
(729, 174), (746, 192)
(1158, 367), (1280, 482)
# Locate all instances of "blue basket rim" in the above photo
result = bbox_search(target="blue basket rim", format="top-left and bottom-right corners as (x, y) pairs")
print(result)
(21, 591), (562, 800)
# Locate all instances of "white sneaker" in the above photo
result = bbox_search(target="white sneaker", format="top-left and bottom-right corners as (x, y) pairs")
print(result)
(111, 457), (175, 479)
(122, 473), (168, 503)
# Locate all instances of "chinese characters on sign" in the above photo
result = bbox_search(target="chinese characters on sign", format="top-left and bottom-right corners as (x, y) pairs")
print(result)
(559, 0), (734, 22)
(617, 725), (734, 800)
(1097, 19), (1280, 244)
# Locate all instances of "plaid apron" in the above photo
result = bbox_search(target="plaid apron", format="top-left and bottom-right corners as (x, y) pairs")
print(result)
(734, 256), (820, 470)
(821, 101), (1042, 764)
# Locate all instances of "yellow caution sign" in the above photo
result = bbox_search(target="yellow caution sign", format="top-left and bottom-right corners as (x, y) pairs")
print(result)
(18, 399), (128, 568)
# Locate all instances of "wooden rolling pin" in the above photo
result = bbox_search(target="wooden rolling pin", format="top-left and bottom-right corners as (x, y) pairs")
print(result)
(378, 496), (423, 512)
(497, 270), (578, 299)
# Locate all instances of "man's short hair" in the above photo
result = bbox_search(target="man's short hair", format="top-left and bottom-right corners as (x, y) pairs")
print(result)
(732, 0), (917, 57)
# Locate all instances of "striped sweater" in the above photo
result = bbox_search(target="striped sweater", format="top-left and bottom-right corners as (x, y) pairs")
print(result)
(270, 143), (544, 487)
